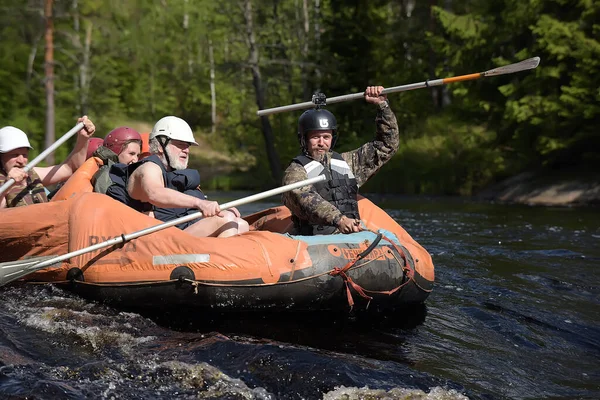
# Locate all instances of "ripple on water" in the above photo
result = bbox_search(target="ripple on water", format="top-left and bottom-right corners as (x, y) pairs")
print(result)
(1, 198), (598, 399)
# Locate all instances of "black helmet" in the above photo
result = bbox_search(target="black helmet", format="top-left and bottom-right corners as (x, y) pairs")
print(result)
(297, 108), (338, 150)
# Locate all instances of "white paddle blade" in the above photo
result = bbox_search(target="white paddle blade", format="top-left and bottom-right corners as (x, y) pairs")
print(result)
(484, 57), (541, 77)
(0, 256), (62, 286)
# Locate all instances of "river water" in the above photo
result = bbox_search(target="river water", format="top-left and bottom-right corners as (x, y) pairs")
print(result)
(0, 195), (598, 399)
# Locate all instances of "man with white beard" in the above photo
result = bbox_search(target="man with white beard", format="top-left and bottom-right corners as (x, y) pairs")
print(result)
(106, 116), (248, 238)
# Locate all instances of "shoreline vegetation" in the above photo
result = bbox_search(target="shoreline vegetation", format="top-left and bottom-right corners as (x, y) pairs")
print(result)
(108, 121), (599, 208)
(99, 117), (600, 206)
(2, 1), (596, 210)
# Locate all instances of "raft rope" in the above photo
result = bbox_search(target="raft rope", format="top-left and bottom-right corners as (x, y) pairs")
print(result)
(328, 232), (383, 310)
(326, 229), (433, 310)
(182, 255), (383, 294)
(373, 232), (433, 294)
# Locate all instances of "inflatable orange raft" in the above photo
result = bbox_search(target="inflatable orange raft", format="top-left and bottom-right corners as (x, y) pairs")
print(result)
(0, 158), (434, 312)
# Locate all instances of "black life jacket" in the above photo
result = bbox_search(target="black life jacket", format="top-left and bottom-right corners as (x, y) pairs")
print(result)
(106, 155), (207, 230)
(291, 151), (359, 235)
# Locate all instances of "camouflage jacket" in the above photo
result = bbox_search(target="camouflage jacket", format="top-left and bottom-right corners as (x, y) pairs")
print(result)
(0, 168), (48, 208)
(282, 102), (399, 228)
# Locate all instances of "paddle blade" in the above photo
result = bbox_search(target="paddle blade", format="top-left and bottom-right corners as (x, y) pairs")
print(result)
(0, 256), (62, 287)
(483, 57), (540, 77)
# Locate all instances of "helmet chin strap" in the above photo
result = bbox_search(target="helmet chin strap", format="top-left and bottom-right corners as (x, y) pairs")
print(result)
(157, 136), (174, 170)
(301, 135), (309, 156)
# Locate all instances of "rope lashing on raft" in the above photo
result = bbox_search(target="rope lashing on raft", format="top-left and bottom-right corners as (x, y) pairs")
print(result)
(328, 229), (433, 309)
(181, 232), (390, 302)
(328, 232), (383, 310)
(370, 232), (433, 294)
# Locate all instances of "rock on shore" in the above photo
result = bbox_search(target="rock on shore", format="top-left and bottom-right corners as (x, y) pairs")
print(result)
(476, 170), (600, 206)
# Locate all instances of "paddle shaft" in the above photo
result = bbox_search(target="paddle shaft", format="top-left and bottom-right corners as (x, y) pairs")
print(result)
(0, 122), (85, 196)
(256, 57), (540, 116)
(0, 174), (326, 284)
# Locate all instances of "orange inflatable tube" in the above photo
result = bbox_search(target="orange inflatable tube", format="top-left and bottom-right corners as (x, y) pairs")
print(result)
(51, 156), (102, 201)
(1, 163), (435, 312)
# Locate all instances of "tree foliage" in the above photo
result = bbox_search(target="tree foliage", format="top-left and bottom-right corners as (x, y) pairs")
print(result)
(0, 0), (596, 193)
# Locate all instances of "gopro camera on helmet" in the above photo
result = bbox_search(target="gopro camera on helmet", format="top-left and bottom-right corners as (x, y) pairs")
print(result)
(311, 92), (327, 109)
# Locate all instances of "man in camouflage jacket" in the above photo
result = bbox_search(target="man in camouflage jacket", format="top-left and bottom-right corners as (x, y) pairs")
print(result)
(282, 86), (399, 235)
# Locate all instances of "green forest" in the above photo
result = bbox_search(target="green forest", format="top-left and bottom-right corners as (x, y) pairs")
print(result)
(1, 0), (598, 195)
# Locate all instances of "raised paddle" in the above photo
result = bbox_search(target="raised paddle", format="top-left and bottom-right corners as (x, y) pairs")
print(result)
(256, 57), (541, 116)
(0, 174), (327, 287)
(0, 122), (85, 196)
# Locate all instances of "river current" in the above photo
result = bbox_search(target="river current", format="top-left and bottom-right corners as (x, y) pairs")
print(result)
(1, 195), (598, 399)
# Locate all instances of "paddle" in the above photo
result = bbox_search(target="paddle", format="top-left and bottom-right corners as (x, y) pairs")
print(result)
(0, 174), (326, 287)
(0, 122), (85, 196)
(256, 57), (541, 116)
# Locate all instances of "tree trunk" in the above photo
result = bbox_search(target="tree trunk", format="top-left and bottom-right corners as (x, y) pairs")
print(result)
(428, 0), (452, 109)
(242, 0), (282, 184)
(183, 0), (193, 75)
(428, 0), (440, 109)
(80, 22), (92, 116)
(72, 0), (92, 116)
(183, 0), (189, 29)
(44, 0), (55, 164)
(301, 0), (310, 100)
(26, 33), (41, 89)
(150, 65), (156, 116)
(441, 0), (452, 107)
(73, 0), (80, 112)
(313, 0), (321, 89)
(209, 38), (217, 134)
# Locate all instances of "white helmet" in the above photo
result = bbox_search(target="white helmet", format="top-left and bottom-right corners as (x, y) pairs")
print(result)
(150, 116), (199, 146)
(0, 126), (34, 153)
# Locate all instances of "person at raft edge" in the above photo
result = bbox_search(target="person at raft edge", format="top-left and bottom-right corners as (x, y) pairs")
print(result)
(281, 86), (399, 235)
(105, 116), (249, 238)
(90, 126), (142, 194)
(0, 116), (96, 208)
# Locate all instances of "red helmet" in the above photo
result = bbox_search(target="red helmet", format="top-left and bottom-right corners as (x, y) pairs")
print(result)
(86, 138), (104, 159)
(104, 127), (142, 155)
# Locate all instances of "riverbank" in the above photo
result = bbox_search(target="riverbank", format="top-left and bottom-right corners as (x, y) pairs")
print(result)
(203, 166), (600, 208)
(476, 169), (600, 207)
(132, 122), (599, 207)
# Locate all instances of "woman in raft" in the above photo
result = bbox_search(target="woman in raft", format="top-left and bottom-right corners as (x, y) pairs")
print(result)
(91, 127), (143, 194)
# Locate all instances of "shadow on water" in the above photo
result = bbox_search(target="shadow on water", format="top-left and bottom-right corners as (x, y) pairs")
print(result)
(136, 304), (429, 364)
